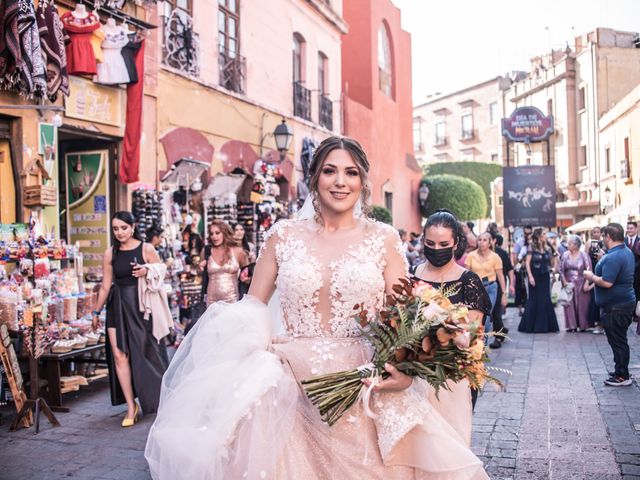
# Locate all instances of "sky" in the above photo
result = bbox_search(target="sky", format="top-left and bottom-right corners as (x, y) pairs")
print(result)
(391, 0), (640, 105)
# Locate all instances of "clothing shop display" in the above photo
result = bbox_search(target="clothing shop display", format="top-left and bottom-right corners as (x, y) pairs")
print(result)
(121, 35), (142, 83)
(120, 39), (145, 183)
(36, 0), (70, 101)
(131, 188), (163, 240)
(106, 242), (169, 414)
(95, 22), (130, 84)
(61, 11), (100, 76)
(0, 0), (47, 97)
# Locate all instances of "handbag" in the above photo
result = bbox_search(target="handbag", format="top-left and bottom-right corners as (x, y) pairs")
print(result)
(557, 283), (574, 307)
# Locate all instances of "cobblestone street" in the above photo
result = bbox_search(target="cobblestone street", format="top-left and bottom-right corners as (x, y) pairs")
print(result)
(1, 307), (640, 479)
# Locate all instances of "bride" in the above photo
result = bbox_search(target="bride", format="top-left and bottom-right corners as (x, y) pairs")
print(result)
(145, 136), (488, 479)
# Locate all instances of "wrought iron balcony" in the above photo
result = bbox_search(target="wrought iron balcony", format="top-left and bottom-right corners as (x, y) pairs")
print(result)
(319, 94), (333, 130)
(293, 81), (311, 121)
(219, 48), (246, 94)
(162, 9), (200, 77)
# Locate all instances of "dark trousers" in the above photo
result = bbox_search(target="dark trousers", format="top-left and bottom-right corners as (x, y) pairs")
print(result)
(492, 283), (505, 333)
(601, 302), (636, 379)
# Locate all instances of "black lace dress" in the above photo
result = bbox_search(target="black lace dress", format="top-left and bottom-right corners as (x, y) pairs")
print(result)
(409, 266), (492, 316)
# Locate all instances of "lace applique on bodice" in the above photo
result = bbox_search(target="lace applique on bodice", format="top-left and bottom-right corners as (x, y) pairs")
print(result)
(261, 219), (406, 338)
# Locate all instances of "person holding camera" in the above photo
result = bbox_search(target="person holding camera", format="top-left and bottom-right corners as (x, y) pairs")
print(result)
(584, 223), (636, 387)
(585, 226), (605, 333)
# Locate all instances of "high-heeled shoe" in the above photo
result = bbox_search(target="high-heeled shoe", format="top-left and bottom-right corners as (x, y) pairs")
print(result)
(121, 403), (139, 428)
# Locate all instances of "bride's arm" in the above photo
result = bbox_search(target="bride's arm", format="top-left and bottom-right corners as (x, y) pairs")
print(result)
(247, 227), (280, 304)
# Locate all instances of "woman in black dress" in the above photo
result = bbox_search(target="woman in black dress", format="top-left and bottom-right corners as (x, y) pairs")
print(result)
(409, 210), (491, 410)
(518, 228), (559, 333)
(92, 212), (169, 426)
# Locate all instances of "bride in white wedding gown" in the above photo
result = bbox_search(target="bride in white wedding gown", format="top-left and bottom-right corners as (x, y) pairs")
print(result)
(145, 136), (489, 480)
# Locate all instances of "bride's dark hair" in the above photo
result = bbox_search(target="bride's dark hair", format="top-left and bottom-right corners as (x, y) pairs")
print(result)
(307, 136), (372, 221)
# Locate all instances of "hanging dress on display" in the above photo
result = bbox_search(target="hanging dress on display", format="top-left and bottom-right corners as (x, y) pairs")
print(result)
(90, 28), (105, 63)
(36, 0), (70, 101)
(95, 26), (130, 85)
(61, 11), (100, 76)
(121, 35), (143, 84)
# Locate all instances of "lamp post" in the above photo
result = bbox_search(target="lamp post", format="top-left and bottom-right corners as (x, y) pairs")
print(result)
(273, 119), (294, 162)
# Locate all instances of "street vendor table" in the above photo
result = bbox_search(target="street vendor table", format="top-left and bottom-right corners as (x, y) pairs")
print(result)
(40, 344), (107, 412)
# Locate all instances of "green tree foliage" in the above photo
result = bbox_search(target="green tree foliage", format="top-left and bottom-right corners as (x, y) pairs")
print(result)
(422, 162), (501, 216)
(370, 205), (393, 224)
(419, 175), (487, 220)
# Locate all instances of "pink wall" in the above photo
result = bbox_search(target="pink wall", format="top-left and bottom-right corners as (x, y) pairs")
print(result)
(342, 0), (421, 231)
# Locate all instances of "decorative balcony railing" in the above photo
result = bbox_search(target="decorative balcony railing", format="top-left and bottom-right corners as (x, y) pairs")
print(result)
(319, 94), (333, 130)
(293, 81), (311, 121)
(162, 9), (200, 77)
(219, 48), (246, 94)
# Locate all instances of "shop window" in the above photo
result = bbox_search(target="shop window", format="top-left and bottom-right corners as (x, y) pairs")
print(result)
(435, 121), (446, 146)
(489, 102), (498, 125)
(461, 113), (473, 140)
(0, 140), (17, 223)
(293, 33), (311, 120)
(218, 0), (245, 93)
(378, 22), (394, 99)
(578, 86), (586, 111)
(621, 137), (631, 181)
(163, 0), (200, 76)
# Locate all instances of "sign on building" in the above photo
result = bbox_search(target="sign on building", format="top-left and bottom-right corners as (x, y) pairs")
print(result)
(503, 166), (556, 227)
(502, 106), (554, 142)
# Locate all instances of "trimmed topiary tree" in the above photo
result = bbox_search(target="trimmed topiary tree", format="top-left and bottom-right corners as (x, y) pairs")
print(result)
(422, 161), (501, 216)
(419, 174), (487, 220)
(370, 205), (393, 225)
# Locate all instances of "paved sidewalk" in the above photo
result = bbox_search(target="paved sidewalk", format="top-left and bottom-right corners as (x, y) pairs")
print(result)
(474, 307), (640, 480)
(1, 307), (639, 479)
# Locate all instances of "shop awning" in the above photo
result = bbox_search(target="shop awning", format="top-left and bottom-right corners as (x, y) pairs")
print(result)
(566, 217), (603, 233)
(204, 173), (247, 199)
(605, 199), (640, 224)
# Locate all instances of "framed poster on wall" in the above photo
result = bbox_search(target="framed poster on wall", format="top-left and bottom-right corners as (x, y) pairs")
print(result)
(65, 150), (110, 281)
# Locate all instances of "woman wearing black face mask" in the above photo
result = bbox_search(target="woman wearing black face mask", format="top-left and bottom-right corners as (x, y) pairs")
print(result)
(409, 210), (491, 416)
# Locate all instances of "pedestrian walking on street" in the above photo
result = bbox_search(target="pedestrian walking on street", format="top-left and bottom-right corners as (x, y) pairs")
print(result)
(92, 212), (170, 426)
(518, 228), (559, 333)
(410, 209), (491, 411)
(489, 233), (515, 348)
(512, 226), (532, 316)
(465, 232), (508, 333)
(586, 226), (605, 334)
(559, 235), (592, 332)
(624, 221), (640, 327)
(584, 223), (636, 386)
(200, 220), (248, 306)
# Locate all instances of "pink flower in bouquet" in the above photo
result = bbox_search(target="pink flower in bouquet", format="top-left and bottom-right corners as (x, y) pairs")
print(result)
(421, 302), (447, 321)
(412, 281), (435, 299)
(454, 332), (470, 349)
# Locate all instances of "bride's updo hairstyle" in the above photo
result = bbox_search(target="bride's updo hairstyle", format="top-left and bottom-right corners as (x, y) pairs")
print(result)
(307, 136), (372, 219)
(423, 209), (468, 260)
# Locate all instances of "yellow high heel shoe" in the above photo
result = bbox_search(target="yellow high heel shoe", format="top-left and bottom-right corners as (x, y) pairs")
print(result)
(121, 403), (139, 428)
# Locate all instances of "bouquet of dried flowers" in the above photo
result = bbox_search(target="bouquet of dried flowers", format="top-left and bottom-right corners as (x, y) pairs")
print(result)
(301, 278), (503, 426)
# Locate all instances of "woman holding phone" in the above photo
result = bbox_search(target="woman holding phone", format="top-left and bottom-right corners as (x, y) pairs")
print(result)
(92, 212), (169, 427)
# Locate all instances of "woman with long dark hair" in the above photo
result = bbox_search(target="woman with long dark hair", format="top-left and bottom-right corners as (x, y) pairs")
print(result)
(92, 212), (169, 426)
(518, 228), (559, 333)
(409, 209), (491, 417)
(201, 220), (248, 305)
(232, 223), (256, 298)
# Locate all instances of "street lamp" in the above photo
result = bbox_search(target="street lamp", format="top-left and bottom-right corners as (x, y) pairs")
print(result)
(273, 119), (294, 162)
(418, 183), (430, 206)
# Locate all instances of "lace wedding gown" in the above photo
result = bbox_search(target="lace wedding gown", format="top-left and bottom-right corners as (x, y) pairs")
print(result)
(145, 218), (488, 480)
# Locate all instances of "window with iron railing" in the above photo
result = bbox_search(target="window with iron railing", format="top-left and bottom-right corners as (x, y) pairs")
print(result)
(162, 7), (200, 77)
(460, 113), (473, 140)
(294, 81), (311, 121)
(319, 95), (333, 130)
(435, 121), (446, 146)
(219, 48), (246, 93)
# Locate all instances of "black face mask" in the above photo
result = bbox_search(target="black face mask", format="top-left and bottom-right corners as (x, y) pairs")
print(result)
(423, 245), (454, 267)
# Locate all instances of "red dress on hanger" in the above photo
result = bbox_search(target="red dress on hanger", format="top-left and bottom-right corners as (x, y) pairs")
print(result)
(61, 12), (101, 75)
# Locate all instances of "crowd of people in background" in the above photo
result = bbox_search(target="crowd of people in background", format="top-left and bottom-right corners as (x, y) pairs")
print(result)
(401, 217), (640, 387)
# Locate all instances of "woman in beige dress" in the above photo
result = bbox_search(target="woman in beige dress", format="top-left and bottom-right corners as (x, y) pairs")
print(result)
(146, 136), (488, 479)
(201, 220), (247, 306)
